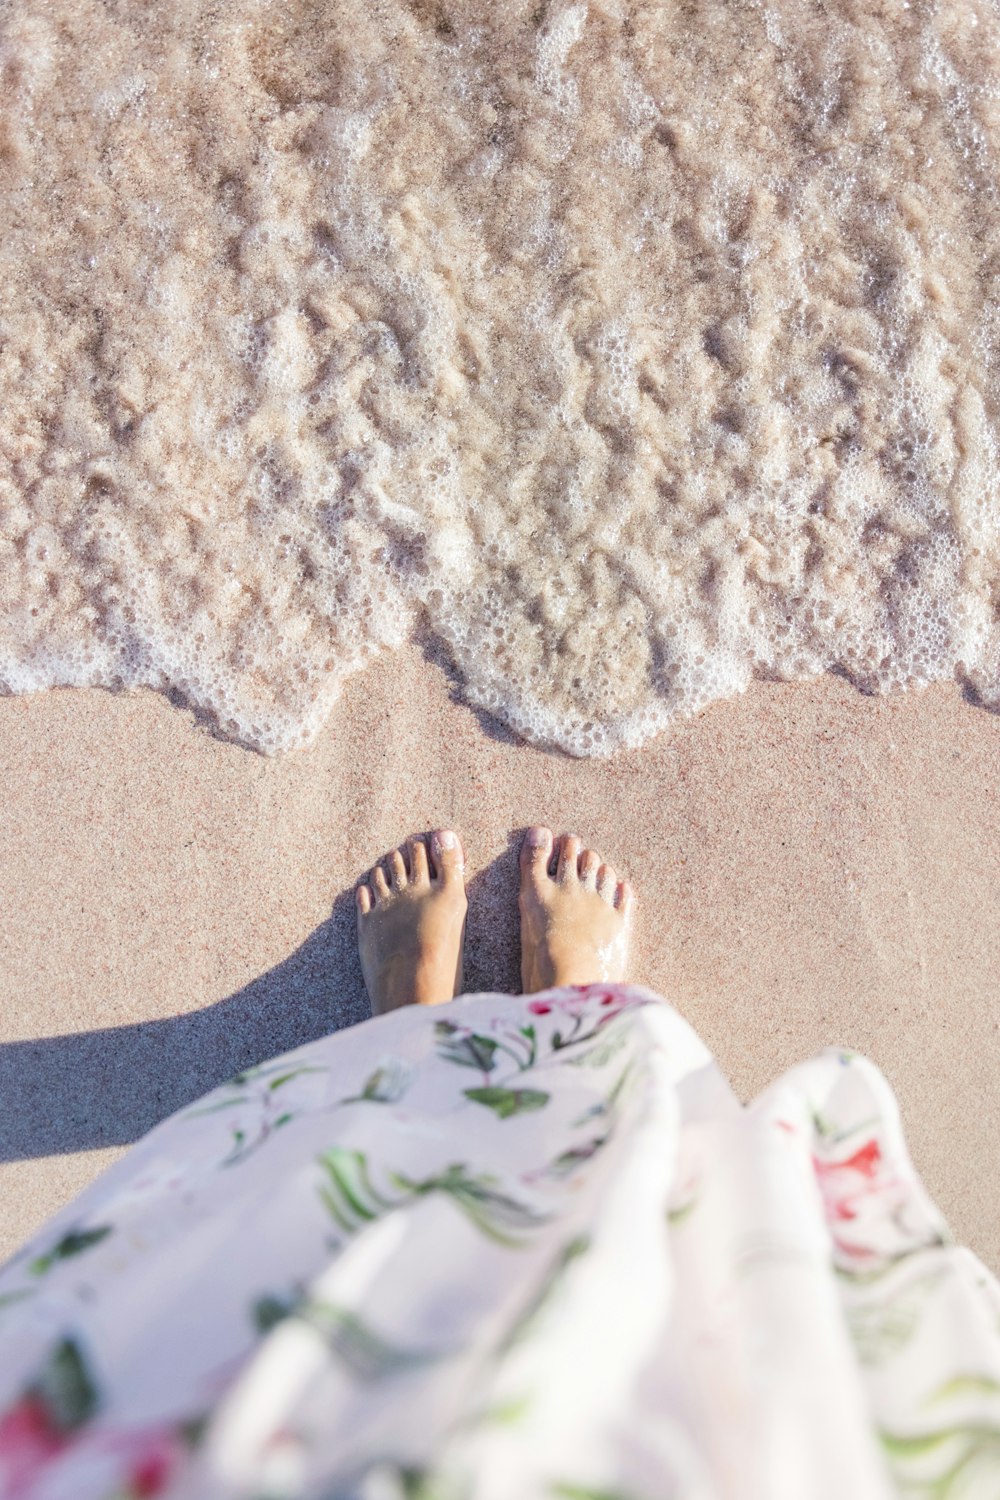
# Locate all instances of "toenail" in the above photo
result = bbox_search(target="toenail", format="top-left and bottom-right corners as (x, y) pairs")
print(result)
(527, 827), (549, 847)
(436, 830), (457, 849)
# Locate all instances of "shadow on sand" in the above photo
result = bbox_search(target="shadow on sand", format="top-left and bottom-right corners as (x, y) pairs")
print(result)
(0, 839), (526, 1163)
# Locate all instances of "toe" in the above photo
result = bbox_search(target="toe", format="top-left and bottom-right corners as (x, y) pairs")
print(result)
(579, 848), (600, 889)
(356, 883), (373, 915)
(431, 829), (464, 883)
(407, 836), (430, 887)
(520, 826), (554, 887)
(615, 879), (635, 915)
(372, 865), (391, 904)
(597, 862), (617, 903)
(387, 849), (407, 890)
(557, 835), (582, 883)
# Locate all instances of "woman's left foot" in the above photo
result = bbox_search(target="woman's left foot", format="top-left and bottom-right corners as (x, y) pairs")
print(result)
(357, 831), (468, 1015)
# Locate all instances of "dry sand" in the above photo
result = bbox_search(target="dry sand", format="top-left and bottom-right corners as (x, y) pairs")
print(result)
(1, 653), (998, 1269)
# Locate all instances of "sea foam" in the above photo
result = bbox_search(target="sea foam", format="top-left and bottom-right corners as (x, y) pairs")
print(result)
(1, 0), (999, 753)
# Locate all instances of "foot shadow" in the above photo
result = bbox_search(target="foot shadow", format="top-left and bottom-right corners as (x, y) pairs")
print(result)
(0, 888), (369, 1162)
(0, 840), (528, 1163)
(461, 828), (524, 998)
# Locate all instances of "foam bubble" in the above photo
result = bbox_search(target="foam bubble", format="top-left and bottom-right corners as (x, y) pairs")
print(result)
(2, 0), (1000, 753)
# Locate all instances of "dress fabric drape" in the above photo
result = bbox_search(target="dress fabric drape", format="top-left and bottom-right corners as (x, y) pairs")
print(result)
(1, 983), (999, 1500)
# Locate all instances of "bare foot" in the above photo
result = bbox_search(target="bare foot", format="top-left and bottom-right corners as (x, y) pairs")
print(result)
(357, 831), (468, 1015)
(519, 828), (635, 992)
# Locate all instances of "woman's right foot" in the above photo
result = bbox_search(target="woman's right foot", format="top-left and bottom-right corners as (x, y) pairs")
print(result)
(519, 828), (635, 992)
(357, 831), (467, 1015)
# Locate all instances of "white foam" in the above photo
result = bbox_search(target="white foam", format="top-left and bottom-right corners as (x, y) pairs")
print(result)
(1, 0), (1000, 754)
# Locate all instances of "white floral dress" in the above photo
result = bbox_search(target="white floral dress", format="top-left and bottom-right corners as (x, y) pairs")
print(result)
(1, 984), (999, 1500)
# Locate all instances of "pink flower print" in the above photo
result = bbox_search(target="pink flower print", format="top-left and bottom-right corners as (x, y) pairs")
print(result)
(812, 1137), (882, 1203)
(125, 1430), (182, 1498)
(523, 985), (642, 1055)
(838, 1139), (882, 1177)
(87, 1424), (187, 1500)
(812, 1136), (903, 1258)
(0, 1394), (67, 1498)
(527, 985), (635, 1020)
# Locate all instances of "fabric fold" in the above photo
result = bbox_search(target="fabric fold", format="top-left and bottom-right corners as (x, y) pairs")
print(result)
(1, 985), (998, 1500)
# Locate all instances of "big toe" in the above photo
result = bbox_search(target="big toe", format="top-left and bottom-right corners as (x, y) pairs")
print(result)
(520, 826), (554, 890)
(430, 829), (465, 884)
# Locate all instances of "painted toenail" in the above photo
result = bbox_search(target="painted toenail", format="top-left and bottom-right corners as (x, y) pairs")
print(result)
(527, 827), (548, 847)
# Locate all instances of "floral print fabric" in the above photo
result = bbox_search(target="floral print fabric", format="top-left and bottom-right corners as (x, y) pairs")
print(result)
(1, 984), (999, 1500)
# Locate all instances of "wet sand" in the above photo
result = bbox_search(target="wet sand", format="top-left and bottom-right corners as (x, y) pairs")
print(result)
(1, 655), (998, 1269)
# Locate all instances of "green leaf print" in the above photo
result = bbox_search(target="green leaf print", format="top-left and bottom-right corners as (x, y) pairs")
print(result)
(487, 1025), (540, 1072)
(299, 1300), (443, 1382)
(186, 1063), (327, 1118)
(434, 1021), (501, 1073)
(183, 1095), (247, 1118)
(267, 1071), (309, 1091)
(496, 1235), (591, 1354)
(0, 1289), (34, 1313)
(875, 1364), (1000, 1500)
(393, 1163), (552, 1247)
(315, 1148), (550, 1247)
(179, 1411), (211, 1449)
(549, 1008), (636, 1056)
(926, 1375), (1000, 1405)
(810, 1107), (880, 1147)
(667, 1195), (699, 1227)
(29, 1338), (99, 1434)
(395, 1471), (438, 1500)
(463, 1086), (550, 1119)
(390, 1466), (472, 1500)
(550, 1484), (642, 1500)
(253, 1292), (302, 1334)
(232, 1062), (327, 1088)
(879, 1418), (1000, 1499)
(564, 1028), (630, 1068)
(844, 1267), (948, 1367)
(28, 1226), (112, 1277)
(475, 1394), (532, 1426)
(346, 1058), (413, 1104)
(317, 1147), (399, 1233)
(834, 1238), (951, 1286)
(571, 1061), (637, 1130)
(544, 1135), (612, 1179)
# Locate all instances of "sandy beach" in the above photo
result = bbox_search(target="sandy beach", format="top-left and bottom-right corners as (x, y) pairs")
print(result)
(1, 655), (997, 1270)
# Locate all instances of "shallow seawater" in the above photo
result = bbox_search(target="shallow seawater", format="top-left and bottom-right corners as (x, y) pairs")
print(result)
(1, 0), (999, 754)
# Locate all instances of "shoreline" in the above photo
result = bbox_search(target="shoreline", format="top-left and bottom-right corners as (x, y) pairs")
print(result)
(1, 651), (998, 1267)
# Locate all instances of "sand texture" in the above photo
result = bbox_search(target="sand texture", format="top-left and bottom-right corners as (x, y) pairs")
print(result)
(1, 659), (998, 1269)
